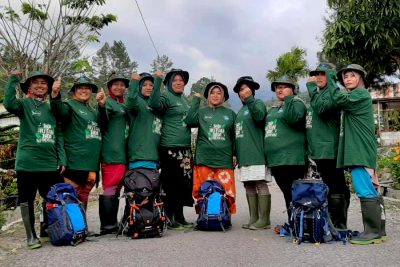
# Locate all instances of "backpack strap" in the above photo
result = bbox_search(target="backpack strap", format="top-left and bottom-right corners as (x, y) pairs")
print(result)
(298, 209), (305, 244)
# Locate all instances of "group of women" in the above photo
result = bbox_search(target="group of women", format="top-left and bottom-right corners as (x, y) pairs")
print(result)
(4, 62), (386, 249)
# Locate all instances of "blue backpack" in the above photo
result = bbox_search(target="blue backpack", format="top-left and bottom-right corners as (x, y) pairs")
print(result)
(195, 180), (231, 232)
(289, 179), (333, 244)
(46, 183), (88, 246)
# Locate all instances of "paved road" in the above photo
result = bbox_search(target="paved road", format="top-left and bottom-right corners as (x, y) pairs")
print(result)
(2, 180), (400, 267)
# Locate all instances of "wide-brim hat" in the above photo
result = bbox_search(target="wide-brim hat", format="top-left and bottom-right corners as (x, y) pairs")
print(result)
(69, 76), (98, 93)
(107, 74), (129, 89)
(204, 82), (229, 101)
(233, 76), (260, 93)
(20, 71), (54, 94)
(139, 72), (155, 85)
(309, 62), (336, 76)
(337, 64), (368, 87)
(163, 68), (189, 85)
(271, 76), (298, 94)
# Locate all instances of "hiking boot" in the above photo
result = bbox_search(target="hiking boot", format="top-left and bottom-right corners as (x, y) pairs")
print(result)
(242, 194), (258, 229)
(249, 194), (271, 230)
(167, 221), (185, 230)
(20, 202), (42, 249)
(350, 197), (382, 245)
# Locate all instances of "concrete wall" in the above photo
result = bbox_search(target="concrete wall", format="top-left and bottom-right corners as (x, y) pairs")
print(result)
(380, 131), (400, 146)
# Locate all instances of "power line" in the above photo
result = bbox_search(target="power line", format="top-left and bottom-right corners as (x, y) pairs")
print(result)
(133, 0), (160, 58)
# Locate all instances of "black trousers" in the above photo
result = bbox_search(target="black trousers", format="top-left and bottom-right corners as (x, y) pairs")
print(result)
(17, 170), (63, 204)
(314, 159), (350, 199)
(271, 165), (306, 220)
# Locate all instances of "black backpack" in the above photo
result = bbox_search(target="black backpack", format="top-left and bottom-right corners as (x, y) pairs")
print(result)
(118, 169), (166, 239)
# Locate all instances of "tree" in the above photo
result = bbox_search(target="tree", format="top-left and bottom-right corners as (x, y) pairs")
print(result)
(322, 0), (400, 85)
(150, 55), (173, 75)
(266, 47), (309, 83)
(188, 76), (215, 106)
(0, 0), (116, 80)
(90, 41), (138, 87)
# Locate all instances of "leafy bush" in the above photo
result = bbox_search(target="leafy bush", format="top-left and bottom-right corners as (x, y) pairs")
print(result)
(377, 144), (400, 189)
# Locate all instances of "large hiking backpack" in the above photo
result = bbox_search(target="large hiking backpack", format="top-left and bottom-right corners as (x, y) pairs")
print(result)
(289, 179), (333, 244)
(46, 183), (88, 246)
(118, 169), (166, 239)
(195, 180), (231, 232)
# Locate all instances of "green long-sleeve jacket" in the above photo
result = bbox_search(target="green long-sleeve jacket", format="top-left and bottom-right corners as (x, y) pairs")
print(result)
(51, 96), (101, 171)
(126, 77), (162, 163)
(186, 97), (236, 168)
(264, 95), (307, 167)
(235, 96), (266, 167)
(4, 75), (65, 171)
(328, 86), (377, 169)
(99, 97), (128, 164)
(306, 70), (341, 160)
(148, 84), (191, 148)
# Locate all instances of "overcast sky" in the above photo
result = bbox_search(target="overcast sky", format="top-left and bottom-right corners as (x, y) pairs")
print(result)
(90, 0), (329, 103)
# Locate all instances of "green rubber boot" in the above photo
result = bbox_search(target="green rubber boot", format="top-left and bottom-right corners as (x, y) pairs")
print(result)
(20, 202), (42, 249)
(242, 194), (258, 229)
(249, 194), (271, 230)
(350, 197), (382, 245)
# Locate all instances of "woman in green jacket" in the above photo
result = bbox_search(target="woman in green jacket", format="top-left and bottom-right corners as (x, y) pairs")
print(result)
(233, 76), (271, 230)
(264, 76), (307, 224)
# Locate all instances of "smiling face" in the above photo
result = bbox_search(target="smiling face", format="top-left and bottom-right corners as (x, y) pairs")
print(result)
(342, 71), (364, 90)
(171, 74), (185, 93)
(74, 85), (92, 103)
(275, 84), (293, 101)
(28, 78), (49, 98)
(315, 71), (327, 89)
(109, 80), (126, 97)
(208, 87), (225, 107)
(141, 79), (154, 97)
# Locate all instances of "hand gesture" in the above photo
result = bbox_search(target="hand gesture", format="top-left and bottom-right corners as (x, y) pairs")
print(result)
(193, 92), (202, 98)
(282, 87), (294, 97)
(51, 77), (62, 98)
(308, 76), (317, 83)
(11, 69), (22, 78)
(131, 73), (141, 80)
(239, 86), (252, 100)
(96, 88), (106, 107)
(154, 70), (163, 78)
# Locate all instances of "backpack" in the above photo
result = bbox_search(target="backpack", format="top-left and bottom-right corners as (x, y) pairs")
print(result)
(289, 179), (333, 244)
(195, 180), (231, 232)
(118, 169), (166, 239)
(46, 183), (88, 246)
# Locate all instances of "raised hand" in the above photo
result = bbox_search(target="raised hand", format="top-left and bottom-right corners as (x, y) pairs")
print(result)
(131, 73), (141, 80)
(154, 70), (163, 78)
(193, 92), (202, 98)
(51, 77), (62, 98)
(11, 69), (22, 78)
(96, 88), (106, 107)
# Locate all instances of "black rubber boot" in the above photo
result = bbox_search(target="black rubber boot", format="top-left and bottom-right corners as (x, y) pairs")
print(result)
(174, 204), (193, 228)
(350, 197), (382, 245)
(242, 194), (258, 229)
(99, 195), (119, 235)
(39, 201), (48, 238)
(20, 202), (42, 249)
(379, 196), (387, 240)
(329, 194), (348, 229)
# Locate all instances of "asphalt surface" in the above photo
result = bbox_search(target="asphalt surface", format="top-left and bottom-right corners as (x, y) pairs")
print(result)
(2, 179), (400, 267)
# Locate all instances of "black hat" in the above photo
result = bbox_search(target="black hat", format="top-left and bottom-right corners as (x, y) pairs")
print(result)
(204, 82), (229, 101)
(233, 76), (260, 93)
(107, 74), (129, 89)
(20, 71), (54, 94)
(163, 68), (189, 85)
(139, 72), (155, 84)
(69, 76), (98, 93)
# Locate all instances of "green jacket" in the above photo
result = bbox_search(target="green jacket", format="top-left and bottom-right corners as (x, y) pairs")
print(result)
(306, 78), (340, 160)
(126, 77), (162, 163)
(148, 85), (191, 148)
(328, 86), (377, 169)
(4, 75), (65, 171)
(51, 97), (101, 171)
(235, 96), (266, 167)
(186, 97), (236, 168)
(264, 95), (307, 167)
(99, 97), (128, 164)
